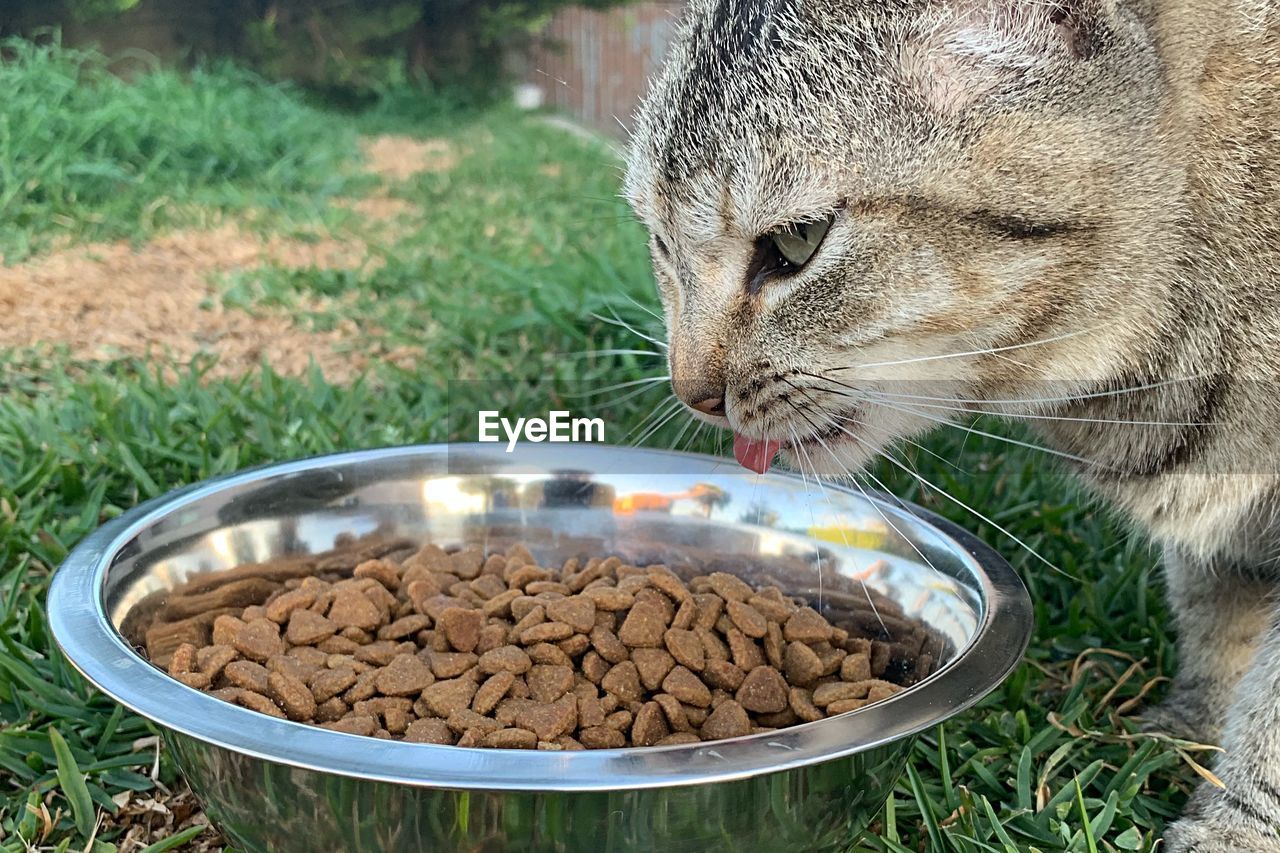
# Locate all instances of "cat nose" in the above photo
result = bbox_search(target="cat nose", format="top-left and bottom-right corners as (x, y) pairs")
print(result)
(689, 395), (726, 416)
(674, 377), (728, 417)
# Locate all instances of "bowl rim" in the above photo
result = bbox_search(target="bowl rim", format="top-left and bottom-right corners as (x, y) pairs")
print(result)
(49, 443), (1032, 792)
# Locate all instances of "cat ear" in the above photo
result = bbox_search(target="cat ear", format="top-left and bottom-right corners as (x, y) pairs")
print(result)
(903, 0), (1100, 115)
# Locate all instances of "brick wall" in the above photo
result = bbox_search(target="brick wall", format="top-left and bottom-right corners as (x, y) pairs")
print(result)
(524, 3), (684, 138)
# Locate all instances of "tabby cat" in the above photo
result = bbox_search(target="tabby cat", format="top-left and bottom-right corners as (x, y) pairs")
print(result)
(623, 0), (1280, 848)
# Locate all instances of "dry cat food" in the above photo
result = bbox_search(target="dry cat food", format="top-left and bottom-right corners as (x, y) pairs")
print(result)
(137, 535), (944, 749)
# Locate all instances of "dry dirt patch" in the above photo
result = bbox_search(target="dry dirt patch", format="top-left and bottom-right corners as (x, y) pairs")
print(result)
(0, 223), (417, 381)
(0, 132), (460, 381)
(360, 135), (457, 181)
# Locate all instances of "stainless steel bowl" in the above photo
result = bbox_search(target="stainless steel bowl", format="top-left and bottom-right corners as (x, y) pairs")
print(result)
(50, 444), (1031, 853)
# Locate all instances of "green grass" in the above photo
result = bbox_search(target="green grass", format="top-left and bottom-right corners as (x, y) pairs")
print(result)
(0, 36), (370, 261)
(0, 40), (1204, 852)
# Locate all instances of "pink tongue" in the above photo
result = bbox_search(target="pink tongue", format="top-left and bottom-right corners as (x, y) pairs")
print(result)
(733, 433), (782, 474)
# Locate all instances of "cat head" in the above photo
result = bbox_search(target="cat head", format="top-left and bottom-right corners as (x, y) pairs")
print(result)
(624, 0), (1180, 475)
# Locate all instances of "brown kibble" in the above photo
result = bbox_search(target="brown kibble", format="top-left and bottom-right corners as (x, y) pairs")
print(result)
(354, 559), (400, 590)
(583, 586), (634, 611)
(224, 660), (270, 693)
(811, 682), (870, 706)
(558, 633), (591, 657)
(657, 732), (701, 745)
(347, 640), (394, 667)
(601, 661), (644, 703)
(521, 621), (575, 644)
(663, 628), (705, 672)
(142, 539), (932, 750)
(725, 628), (764, 671)
(841, 653), (872, 683)
(265, 588), (317, 623)
(784, 608), (832, 643)
(451, 548), (485, 580)
(661, 666), (712, 708)
(707, 572), (753, 602)
(631, 648), (676, 692)
(526, 665), (575, 703)
(426, 651), (478, 679)
(437, 608), (484, 653)
(545, 597), (596, 633)
(582, 650), (611, 683)
(783, 642), (824, 686)
(327, 592), (383, 632)
(419, 677), (479, 717)
(589, 626), (630, 664)
(748, 592), (795, 622)
(167, 643), (197, 675)
(726, 601), (769, 639)
(827, 698), (869, 715)
(446, 709), (505, 736)
(763, 622), (785, 669)
(526, 643), (572, 667)
(692, 593), (724, 630)
(404, 718), (456, 744)
(174, 671), (212, 689)
(870, 641), (892, 677)
(212, 614), (247, 647)
(473, 671), (516, 714)
(315, 697), (349, 722)
(647, 569), (692, 604)
(632, 701), (670, 746)
(268, 670), (317, 721)
(478, 645), (532, 675)
(867, 681), (901, 702)
(653, 693), (692, 731)
(286, 610), (337, 646)
(196, 644), (238, 679)
(376, 654), (435, 696)
(703, 660), (746, 692)
(310, 667), (358, 703)
(697, 627), (730, 663)
(237, 688), (285, 719)
(617, 600), (668, 648)
(736, 666), (789, 714)
(234, 618), (284, 662)
(516, 695), (578, 740)
(378, 614), (431, 641)
(701, 700), (751, 740)
(323, 715), (377, 736)
(789, 687), (824, 722)
(579, 726), (627, 749)
(484, 728), (538, 749)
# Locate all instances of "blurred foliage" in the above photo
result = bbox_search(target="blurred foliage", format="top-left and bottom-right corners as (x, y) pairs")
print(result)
(5, 0), (639, 96)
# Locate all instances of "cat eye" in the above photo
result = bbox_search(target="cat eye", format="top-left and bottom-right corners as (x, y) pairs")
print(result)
(768, 216), (832, 267)
(747, 212), (836, 293)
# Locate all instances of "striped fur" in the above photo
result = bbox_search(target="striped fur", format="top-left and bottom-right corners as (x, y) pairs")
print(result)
(624, 0), (1280, 847)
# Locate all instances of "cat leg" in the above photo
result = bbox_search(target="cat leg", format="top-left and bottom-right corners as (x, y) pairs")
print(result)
(1140, 549), (1272, 743)
(1163, 593), (1280, 852)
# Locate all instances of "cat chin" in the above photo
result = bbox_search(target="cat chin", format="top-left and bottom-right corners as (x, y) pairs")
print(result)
(776, 435), (878, 479)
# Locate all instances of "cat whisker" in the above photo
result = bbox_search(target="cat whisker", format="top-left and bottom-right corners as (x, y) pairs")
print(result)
(562, 374), (669, 400)
(561, 349), (667, 360)
(865, 395), (1120, 472)
(617, 291), (664, 322)
(804, 368), (1210, 408)
(861, 390), (1215, 428)
(590, 307), (668, 349)
(628, 397), (687, 447)
(835, 422), (1074, 579)
(830, 325), (1107, 373)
